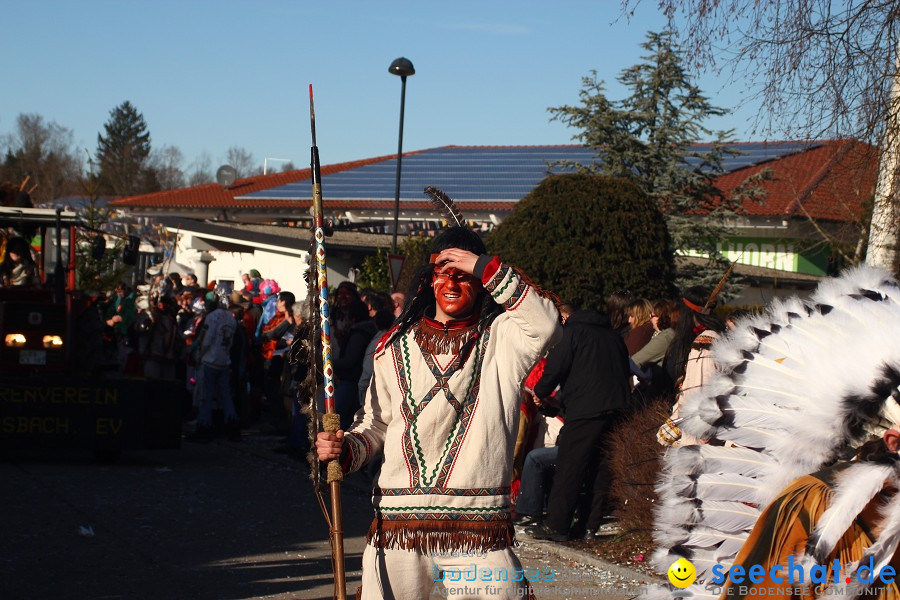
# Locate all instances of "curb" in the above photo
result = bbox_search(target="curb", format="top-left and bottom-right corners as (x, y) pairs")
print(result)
(518, 536), (666, 585)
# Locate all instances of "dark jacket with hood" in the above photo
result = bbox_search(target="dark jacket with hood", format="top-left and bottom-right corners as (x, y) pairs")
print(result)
(533, 309), (630, 421)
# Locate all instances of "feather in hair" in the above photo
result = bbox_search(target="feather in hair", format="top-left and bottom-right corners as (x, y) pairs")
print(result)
(423, 186), (465, 227)
(703, 254), (741, 313)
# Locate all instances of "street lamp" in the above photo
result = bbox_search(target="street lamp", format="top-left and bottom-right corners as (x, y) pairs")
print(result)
(389, 57), (415, 255)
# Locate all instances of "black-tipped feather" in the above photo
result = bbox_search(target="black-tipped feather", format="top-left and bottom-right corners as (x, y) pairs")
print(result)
(424, 186), (465, 227)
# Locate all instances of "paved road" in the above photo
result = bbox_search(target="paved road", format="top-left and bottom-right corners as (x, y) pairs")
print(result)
(2, 434), (650, 599)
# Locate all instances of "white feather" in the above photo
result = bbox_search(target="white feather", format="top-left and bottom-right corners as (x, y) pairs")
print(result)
(809, 462), (897, 562)
(697, 444), (775, 478)
(713, 536), (749, 562)
(697, 500), (760, 533)
(692, 473), (762, 503)
(853, 489), (900, 580)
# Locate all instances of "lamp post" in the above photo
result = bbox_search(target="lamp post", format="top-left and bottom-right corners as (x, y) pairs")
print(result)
(389, 57), (415, 255)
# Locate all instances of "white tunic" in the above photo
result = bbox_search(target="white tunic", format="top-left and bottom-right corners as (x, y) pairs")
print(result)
(343, 259), (561, 550)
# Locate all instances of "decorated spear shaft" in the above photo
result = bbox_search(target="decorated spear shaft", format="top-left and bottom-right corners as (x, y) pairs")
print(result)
(309, 84), (347, 600)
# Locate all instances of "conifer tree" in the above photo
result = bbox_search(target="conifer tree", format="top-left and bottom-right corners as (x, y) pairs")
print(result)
(96, 101), (155, 196)
(76, 162), (130, 292)
(549, 31), (766, 291)
(75, 198), (131, 292)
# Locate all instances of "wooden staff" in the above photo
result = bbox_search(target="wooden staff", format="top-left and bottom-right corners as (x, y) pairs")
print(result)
(308, 84), (346, 600)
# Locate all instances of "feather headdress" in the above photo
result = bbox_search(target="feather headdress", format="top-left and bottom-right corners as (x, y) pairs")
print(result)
(648, 265), (900, 599)
(424, 186), (465, 227)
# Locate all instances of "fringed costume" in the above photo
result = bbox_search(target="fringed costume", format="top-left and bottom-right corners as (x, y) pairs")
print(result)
(342, 256), (561, 599)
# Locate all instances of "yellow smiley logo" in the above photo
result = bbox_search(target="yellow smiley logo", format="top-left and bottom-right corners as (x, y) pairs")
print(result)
(667, 558), (697, 588)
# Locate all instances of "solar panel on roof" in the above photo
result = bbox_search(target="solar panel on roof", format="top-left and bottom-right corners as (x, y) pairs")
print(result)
(239, 143), (818, 202)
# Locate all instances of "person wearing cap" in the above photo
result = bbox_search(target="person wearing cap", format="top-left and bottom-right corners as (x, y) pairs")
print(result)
(316, 225), (562, 599)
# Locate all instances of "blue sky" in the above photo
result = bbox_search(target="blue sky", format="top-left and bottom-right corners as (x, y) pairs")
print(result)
(1, 0), (764, 172)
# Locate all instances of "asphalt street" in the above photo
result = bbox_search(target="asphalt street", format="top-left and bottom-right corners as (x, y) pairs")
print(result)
(2, 432), (652, 600)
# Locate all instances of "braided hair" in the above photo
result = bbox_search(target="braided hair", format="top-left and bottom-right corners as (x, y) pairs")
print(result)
(386, 227), (503, 347)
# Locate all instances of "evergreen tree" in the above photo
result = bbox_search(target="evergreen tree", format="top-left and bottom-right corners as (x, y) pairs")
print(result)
(96, 101), (155, 196)
(487, 174), (675, 309)
(75, 198), (131, 292)
(75, 161), (131, 292)
(355, 235), (430, 292)
(356, 248), (390, 291)
(549, 31), (767, 292)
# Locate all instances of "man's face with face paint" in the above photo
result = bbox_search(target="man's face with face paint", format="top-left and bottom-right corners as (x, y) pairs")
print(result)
(432, 262), (481, 322)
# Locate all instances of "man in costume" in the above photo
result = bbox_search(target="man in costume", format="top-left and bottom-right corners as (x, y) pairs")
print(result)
(317, 224), (562, 599)
(646, 265), (900, 600)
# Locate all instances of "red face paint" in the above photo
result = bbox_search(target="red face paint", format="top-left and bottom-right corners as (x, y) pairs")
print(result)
(432, 267), (481, 321)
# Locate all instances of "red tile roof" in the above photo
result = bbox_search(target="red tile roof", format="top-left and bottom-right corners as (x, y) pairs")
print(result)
(716, 140), (877, 222)
(108, 152), (410, 209)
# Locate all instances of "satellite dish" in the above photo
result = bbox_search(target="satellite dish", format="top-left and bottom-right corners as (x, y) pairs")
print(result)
(216, 165), (237, 188)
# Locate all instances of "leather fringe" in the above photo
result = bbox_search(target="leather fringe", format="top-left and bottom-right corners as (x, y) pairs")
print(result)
(366, 518), (515, 553)
(413, 321), (479, 356)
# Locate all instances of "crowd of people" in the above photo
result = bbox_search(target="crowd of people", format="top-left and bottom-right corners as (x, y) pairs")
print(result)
(76, 267), (410, 452)
(2, 228), (745, 549)
(504, 285), (751, 542)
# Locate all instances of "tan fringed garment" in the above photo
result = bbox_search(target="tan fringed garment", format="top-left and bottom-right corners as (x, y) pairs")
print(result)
(722, 464), (900, 600)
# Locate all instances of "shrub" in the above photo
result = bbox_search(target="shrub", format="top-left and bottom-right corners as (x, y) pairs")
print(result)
(487, 174), (675, 309)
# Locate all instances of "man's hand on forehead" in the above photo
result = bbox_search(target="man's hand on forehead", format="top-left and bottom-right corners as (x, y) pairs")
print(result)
(431, 248), (479, 276)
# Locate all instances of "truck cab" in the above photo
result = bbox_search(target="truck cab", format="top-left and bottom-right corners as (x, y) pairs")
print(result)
(0, 208), (181, 456)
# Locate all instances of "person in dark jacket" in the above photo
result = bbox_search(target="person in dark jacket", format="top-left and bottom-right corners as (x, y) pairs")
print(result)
(527, 305), (631, 541)
(331, 298), (377, 431)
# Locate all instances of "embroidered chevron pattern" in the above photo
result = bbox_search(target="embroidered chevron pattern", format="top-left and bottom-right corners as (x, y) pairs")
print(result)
(486, 264), (509, 293)
(374, 486), (510, 496)
(396, 330), (481, 488)
(435, 330), (491, 487)
(502, 280), (528, 310)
